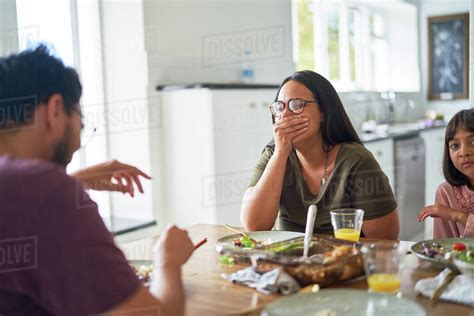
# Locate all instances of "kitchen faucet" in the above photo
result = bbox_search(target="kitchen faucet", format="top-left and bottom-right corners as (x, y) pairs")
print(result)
(403, 98), (416, 123)
(380, 91), (396, 124)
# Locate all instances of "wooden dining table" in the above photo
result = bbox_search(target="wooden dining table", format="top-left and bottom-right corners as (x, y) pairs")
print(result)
(120, 224), (474, 316)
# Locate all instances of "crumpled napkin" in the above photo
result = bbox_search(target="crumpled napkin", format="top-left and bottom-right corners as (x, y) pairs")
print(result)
(222, 266), (301, 295)
(415, 268), (474, 306)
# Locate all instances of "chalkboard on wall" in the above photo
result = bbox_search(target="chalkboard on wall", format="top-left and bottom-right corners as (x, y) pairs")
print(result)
(428, 13), (469, 100)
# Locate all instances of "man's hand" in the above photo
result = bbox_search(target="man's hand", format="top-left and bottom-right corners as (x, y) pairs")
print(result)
(71, 160), (151, 197)
(153, 225), (194, 269)
(109, 225), (193, 316)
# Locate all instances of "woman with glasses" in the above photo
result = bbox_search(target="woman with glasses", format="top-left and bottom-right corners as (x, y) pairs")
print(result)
(240, 71), (399, 239)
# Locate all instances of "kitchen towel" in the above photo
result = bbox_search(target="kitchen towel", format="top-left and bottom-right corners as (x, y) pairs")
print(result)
(222, 266), (301, 295)
(415, 268), (474, 306)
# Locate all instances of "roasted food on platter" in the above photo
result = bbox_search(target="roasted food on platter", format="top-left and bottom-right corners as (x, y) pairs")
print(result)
(218, 236), (364, 287)
(254, 238), (364, 287)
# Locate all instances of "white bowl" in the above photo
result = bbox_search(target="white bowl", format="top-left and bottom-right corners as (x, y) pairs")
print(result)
(454, 258), (474, 277)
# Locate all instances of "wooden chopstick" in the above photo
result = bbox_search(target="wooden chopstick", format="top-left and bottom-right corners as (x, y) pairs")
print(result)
(224, 224), (261, 244)
(430, 269), (459, 305)
(224, 224), (246, 235)
(194, 237), (208, 250)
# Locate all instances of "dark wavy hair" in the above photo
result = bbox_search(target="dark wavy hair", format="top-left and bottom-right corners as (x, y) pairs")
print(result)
(0, 44), (82, 129)
(269, 70), (361, 150)
(443, 108), (474, 186)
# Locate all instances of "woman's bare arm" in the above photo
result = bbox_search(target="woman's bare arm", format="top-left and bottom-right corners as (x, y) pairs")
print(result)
(241, 151), (288, 231)
(241, 116), (309, 231)
(361, 209), (399, 240)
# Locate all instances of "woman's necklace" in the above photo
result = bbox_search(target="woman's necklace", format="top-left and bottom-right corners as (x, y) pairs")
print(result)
(321, 150), (328, 185)
(299, 150), (329, 186)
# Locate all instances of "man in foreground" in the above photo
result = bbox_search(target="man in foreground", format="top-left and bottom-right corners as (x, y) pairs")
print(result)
(0, 45), (193, 315)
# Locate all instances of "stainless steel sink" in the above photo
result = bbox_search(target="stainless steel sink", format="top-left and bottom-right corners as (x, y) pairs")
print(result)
(361, 121), (425, 136)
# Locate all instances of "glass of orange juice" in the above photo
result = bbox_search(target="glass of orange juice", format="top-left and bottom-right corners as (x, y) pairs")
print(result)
(330, 208), (364, 242)
(361, 242), (401, 294)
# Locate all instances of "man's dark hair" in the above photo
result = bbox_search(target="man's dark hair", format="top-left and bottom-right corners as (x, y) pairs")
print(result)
(443, 108), (474, 186)
(0, 44), (82, 129)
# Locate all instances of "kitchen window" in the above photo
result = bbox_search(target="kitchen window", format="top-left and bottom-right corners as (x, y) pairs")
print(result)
(16, 0), (111, 219)
(15, 0), (155, 234)
(293, 0), (390, 92)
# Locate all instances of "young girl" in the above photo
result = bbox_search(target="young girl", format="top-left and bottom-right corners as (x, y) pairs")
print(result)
(418, 109), (474, 238)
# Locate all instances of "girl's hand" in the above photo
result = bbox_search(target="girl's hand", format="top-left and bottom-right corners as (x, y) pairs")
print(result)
(71, 160), (151, 197)
(273, 116), (309, 157)
(418, 204), (468, 224)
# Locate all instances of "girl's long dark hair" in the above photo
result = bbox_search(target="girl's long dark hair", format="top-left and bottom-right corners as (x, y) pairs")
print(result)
(269, 70), (361, 149)
(443, 108), (474, 186)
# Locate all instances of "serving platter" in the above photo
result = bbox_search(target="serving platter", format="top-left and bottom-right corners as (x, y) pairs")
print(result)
(262, 289), (426, 316)
(217, 233), (365, 287)
(411, 237), (474, 269)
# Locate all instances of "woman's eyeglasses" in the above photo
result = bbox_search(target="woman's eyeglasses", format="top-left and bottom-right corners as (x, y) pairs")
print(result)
(269, 98), (318, 117)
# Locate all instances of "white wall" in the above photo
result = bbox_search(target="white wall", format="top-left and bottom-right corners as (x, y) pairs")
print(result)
(419, 0), (471, 119)
(143, 0), (295, 85)
(99, 0), (154, 222)
(143, 0), (295, 230)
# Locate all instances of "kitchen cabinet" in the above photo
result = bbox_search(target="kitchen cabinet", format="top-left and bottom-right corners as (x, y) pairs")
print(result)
(420, 127), (446, 238)
(363, 138), (395, 191)
(363, 127), (446, 240)
(420, 128), (446, 204)
(160, 87), (275, 227)
(394, 136), (425, 241)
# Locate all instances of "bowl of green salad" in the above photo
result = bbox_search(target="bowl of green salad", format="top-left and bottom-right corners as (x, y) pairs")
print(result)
(454, 247), (474, 277)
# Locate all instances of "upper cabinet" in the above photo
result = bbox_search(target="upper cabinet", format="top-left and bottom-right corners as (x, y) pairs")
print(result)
(292, 0), (420, 92)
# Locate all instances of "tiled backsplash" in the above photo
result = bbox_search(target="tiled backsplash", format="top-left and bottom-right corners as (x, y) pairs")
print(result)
(340, 91), (425, 132)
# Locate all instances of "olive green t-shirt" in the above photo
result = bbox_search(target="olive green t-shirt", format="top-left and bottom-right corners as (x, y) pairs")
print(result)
(248, 142), (397, 234)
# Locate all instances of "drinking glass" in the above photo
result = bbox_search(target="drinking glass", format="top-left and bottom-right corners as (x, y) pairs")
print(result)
(361, 242), (401, 294)
(330, 208), (364, 242)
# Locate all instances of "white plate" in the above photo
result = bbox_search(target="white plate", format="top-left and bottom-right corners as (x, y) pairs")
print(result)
(215, 230), (304, 250)
(262, 289), (426, 316)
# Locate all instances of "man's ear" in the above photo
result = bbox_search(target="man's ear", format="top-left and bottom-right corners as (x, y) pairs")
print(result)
(44, 93), (66, 132)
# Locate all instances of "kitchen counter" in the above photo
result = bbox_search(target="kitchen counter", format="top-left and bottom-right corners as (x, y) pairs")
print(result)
(360, 122), (447, 143)
(156, 83), (280, 91)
